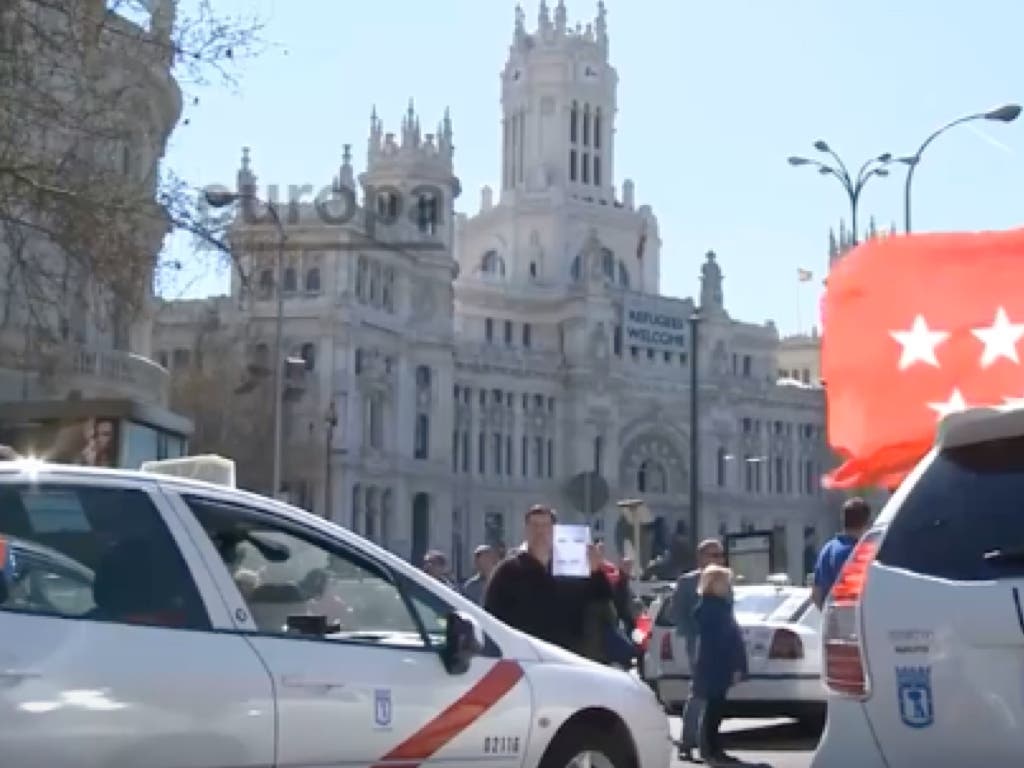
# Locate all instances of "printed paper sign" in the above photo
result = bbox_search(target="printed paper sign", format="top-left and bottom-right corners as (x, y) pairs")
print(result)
(552, 524), (591, 577)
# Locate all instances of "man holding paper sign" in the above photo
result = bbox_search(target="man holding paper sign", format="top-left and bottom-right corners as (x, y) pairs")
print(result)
(484, 504), (612, 655)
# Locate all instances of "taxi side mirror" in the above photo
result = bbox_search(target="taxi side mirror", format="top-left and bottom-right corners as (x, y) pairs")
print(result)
(441, 611), (484, 675)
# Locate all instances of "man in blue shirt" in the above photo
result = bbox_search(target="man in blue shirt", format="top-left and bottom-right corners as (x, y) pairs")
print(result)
(813, 497), (872, 610)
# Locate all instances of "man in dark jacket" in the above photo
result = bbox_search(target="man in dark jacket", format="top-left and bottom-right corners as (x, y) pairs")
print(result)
(484, 504), (611, 653)
(611, 556), (637, 636)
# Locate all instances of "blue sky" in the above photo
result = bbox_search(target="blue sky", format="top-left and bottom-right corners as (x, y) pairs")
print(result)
(160, 0), (1024, 336)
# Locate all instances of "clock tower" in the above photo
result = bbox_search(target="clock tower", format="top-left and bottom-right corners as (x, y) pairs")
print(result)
(500, 1), (618, 203)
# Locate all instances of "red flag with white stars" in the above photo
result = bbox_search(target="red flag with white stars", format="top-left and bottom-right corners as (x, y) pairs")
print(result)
(822, 227), (1024, 489)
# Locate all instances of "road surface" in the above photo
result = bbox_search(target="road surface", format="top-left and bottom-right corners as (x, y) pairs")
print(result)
(668, 716), (820, 768)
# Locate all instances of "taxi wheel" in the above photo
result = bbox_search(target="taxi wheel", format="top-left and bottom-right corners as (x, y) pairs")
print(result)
(540, 725), (632, 768)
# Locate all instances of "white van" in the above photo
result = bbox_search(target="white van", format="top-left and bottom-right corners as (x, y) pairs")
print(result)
(813, 404), (1024, 767)
(0, 460), (670, 768)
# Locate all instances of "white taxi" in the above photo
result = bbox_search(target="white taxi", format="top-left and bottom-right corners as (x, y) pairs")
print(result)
(643, 583), (825, 728)
(0, 459), (670, 768)
(813, 404), (1024, 768)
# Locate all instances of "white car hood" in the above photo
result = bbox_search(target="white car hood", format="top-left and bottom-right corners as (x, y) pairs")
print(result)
(527, 637), (604, 668)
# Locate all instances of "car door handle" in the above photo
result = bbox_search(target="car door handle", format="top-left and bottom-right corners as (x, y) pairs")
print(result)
(281, 674), (346, 690)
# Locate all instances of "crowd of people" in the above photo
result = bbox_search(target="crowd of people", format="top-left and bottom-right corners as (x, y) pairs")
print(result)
(421, 496), (873, 768)
(420, 504), (747, 766)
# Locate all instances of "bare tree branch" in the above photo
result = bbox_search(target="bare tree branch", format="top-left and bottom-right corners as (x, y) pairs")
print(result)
(0, 0), (263, 350)
(166, 312), (275, 494)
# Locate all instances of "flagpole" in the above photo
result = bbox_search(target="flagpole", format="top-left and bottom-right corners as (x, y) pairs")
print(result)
(796, 278), (804, 334)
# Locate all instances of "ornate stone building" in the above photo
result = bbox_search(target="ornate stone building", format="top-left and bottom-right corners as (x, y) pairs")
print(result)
(155, 2), (838, 580)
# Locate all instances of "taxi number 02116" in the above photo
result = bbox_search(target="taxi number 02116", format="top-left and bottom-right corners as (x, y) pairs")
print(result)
(483, 736), (521, 755)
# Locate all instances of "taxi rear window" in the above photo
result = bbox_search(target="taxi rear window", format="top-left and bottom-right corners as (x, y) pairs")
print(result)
(877, 434), (1024, 582)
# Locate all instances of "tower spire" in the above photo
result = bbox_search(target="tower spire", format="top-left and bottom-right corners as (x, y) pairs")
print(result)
(596, 1), (608, 54)
(555, 0), (567, 33)
(338, 143), (354, 190)
(368, 105), (381, 158)
(237, 146), (255, 193)
(539, 0), (551, 33)
(514, 4), (526, 44)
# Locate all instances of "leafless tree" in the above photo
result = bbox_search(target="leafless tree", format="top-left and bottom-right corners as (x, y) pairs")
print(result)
(167, 312), (276, 494)
(0, 0), (261, 352)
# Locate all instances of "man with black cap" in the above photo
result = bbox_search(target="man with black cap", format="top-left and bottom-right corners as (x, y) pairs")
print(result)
(484, 504), (611, 654)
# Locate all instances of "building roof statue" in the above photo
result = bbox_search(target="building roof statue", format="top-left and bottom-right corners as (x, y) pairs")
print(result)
(700, 250), (724, 311)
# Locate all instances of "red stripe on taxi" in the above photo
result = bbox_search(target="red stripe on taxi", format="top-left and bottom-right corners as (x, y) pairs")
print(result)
(371, 659), (524, 768)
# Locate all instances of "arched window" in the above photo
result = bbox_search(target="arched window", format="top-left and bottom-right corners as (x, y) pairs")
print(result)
(570, 101), (579, 143)
(637, 459), (667, 494)
(417, 194), (438, 235)
(300, 342), (316, 371)
(351, 484), (362, 533)
(571, 255), (581, 281)
(354, 348), (363, 374)
(369, 262), (381, 305)
(529, 262), (538, 279)
(716, 447), (728, 487)
(252, 342), (269, 370)
(415, 365), (432, 390)
(411, 493), (430, 566)
(376, 191), (398, 219)
(481, 250), (506, 277)
(365, 487), (379, 541)
(594, 108), (602, 150)
(356, 256), (368, 301)
(283, 267), (297, 292)
(414, 414), (429, 459)
(381, 489), (393, 549)
(583, 103), (591, 147)
(617, 260), (630, 287)
(305, 267), (321, 293)
(600, 248), (614, 279)
(258, 268), (273, 297)
(383, 267), (395, 311)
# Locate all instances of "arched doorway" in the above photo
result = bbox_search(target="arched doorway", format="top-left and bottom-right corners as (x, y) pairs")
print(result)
(411, 492), (430, 565)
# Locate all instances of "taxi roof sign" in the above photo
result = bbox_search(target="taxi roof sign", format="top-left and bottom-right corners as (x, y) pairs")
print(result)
(140, 455), (236, 487)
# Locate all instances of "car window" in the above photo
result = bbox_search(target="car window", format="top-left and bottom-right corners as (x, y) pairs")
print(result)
(185, 496), (429, 648)
(733, 591), (792, 621)
(0, 484), (210, 630)
(877, 435), (1024, 582)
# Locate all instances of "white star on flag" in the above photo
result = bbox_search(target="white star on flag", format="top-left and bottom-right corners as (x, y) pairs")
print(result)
(971, 307), (1024, 368)
(890, 315), (950, 370)
(928, 388), (968, 419)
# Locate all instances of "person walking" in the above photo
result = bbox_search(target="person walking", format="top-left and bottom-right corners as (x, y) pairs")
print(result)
(462, 544), (499, 605)
(693, 565), (748, 766)
(812, 497), (872, 610)
(672, 538), (726, 761)
(484, 504), (611, 653)
(422, 550), (458, 590)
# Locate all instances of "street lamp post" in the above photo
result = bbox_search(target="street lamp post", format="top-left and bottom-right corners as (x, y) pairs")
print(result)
(898, 104), (1021, 233)
(204, 187), (287, 497)
(688, 311), (702, 546)
(324, 399), (337, 519)
(788, 143), (895, 245)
